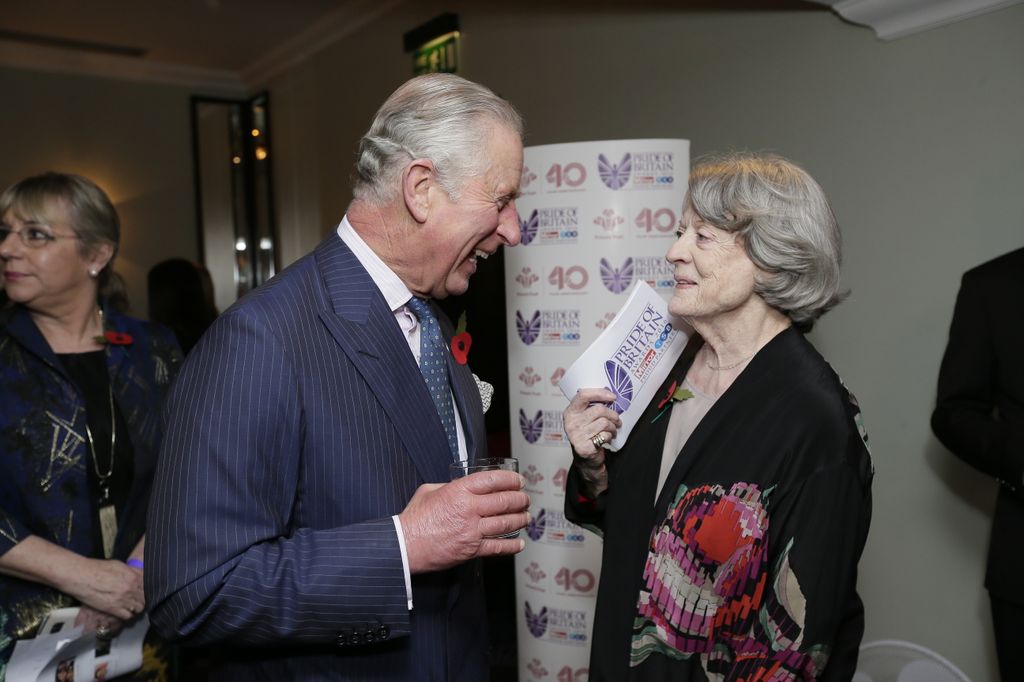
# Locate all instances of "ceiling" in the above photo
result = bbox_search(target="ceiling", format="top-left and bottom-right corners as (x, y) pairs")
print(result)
(0, 0), (405, 92)
(0, 0), (1016, 93)
(1, 0), (351, 72)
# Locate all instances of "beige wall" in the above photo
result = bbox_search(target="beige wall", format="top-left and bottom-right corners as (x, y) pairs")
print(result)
(0, 67), (200, 316)
(265, 4), (1024, 680)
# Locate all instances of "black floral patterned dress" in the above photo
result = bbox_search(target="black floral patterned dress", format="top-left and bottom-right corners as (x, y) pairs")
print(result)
(566, 327), (873, 681)
(0, 304), (181, 679)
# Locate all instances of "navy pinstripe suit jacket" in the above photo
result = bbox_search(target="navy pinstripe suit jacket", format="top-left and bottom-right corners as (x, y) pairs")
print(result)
(145, 234), (491, 681)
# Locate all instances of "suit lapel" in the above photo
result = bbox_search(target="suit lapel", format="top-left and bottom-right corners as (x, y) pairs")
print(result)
(313, 235), (453, 483)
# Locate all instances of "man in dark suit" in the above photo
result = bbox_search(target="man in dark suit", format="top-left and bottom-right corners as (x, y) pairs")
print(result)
(932, 246), (1024, 681)
(144, 74), (530, 680)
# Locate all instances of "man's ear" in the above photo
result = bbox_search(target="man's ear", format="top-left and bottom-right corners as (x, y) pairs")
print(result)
(403, 158), (435, 224)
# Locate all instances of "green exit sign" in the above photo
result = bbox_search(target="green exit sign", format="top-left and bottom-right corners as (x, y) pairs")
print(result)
(413, 31), (460, 75)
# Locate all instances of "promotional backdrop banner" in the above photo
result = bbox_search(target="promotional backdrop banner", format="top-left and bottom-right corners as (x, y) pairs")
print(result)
(505, 139), (690, 681)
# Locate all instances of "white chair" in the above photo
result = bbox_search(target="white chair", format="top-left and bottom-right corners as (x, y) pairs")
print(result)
(854, 640), (972, 682)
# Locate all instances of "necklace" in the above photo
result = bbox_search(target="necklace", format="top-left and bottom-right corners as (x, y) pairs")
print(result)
(85, 384), (117, 502)
(704, 352), (754, 371)
(85, 382), (119, 558)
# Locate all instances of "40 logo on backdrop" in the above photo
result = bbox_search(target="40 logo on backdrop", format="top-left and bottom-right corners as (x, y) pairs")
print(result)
(505, 139), (689, 678)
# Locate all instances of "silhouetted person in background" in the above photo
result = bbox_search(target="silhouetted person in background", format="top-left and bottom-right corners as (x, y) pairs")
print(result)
(147, 258), (218, 356)
(933, 246), (1024, 682)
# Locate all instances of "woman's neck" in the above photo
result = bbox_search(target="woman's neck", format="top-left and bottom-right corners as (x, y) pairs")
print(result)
(30, 298), (105, 354)
(685, 302), (791, 397)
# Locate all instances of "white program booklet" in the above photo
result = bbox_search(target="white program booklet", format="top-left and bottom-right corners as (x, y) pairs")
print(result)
(7, 607), (148, 682)
(558, 281), (689, 451)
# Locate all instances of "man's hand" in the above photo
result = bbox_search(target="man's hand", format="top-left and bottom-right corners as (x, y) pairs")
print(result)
(399, 470), (530, 573)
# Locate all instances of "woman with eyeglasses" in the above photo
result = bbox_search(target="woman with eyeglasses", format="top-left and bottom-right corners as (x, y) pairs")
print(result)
(0, 172), (181, 678)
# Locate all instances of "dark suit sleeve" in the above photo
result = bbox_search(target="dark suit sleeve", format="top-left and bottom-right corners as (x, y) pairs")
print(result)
(932, 273), (1024, 486)
(145, 306), (409, 646)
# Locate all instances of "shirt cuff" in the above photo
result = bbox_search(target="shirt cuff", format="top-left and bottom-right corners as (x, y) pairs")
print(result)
(392, 515), (413, 610)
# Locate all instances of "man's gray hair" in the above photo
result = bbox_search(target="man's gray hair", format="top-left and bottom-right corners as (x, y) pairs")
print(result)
(687, 152), (845, 331)
(353, 73), (524, 205)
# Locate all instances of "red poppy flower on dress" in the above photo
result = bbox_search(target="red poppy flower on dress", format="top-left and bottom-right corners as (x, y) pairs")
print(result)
(104, 331), (134, 345)
(652, 379), (694, 423)
(657, 381), (678, 410)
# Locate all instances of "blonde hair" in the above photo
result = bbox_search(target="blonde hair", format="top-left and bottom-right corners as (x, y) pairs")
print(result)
(1, 172), (129, 310)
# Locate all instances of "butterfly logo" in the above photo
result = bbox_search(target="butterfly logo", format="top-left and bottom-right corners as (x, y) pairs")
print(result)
(600, 257), (634, 294)
(604, 360), (634, 415)
(527, 508), (547, 540)
(519, 209), (539, 245)
(516, 310), (541, 345)
(598, 152), (632, 190)
(520, 409), (543, 443)
(525, 601), (549, 638)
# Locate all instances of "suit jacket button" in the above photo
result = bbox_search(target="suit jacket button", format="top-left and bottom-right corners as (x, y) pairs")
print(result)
(351, 632), (362, 645)
(364, 631), (375, 644)
(336, 634), (348, 646)
(378, 625), (389, 640)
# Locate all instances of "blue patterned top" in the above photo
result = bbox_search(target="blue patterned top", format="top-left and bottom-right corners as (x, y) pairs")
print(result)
(0, 304), (181, 668)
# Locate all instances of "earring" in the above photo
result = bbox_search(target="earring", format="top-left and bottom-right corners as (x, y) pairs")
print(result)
(89, 269), (99, 278)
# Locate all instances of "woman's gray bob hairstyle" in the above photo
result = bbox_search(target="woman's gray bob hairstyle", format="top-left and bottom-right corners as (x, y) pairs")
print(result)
(352, 73), (524, 205)
(687, 152), (845, 331)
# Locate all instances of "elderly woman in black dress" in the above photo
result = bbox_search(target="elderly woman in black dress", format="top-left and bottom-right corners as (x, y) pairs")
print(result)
(564, 152), (873, 681)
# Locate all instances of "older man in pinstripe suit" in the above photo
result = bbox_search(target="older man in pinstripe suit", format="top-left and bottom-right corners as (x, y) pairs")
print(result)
(145, 74), (530, 680)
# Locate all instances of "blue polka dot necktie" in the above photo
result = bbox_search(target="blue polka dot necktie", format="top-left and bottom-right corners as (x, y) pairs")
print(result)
(407, 297), (459, 460)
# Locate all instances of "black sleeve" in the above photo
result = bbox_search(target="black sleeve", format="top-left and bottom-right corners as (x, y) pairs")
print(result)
(563, 458), (608, 537)
(932, 272), (1024, 487)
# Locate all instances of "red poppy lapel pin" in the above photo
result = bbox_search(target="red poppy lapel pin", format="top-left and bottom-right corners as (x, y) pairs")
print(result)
(95, 330), (134, 346)
(450, 311), (472, 365)
(651, 379), (694, 423)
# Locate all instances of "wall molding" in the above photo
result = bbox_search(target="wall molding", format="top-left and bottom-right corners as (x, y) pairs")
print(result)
(0, 38), (246, 94)
(807, 0), (1023, 39)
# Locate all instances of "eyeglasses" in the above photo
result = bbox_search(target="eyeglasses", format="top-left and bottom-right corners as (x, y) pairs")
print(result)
(0, 223), (80, 249)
